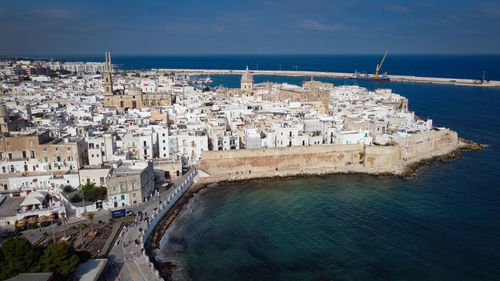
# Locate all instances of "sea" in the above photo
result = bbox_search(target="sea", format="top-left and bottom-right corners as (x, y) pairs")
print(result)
(64, 55), (500, 280)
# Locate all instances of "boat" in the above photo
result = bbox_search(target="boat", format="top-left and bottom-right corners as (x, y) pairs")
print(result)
(350, 50), (390, 82)
(350, 70), (390, 82)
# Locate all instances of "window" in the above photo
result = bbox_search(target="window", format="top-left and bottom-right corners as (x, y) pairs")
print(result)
(56, 156), (61, 161)
(132, 193), (136, 197)
(67, 156), (71, 161)
(69, 166), (72, 170)
(44, 157), (48, 162)
(121, 195), (125, 200)
(87, 178), (90, 183)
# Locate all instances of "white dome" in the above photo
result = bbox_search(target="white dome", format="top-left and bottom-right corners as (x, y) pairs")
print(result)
(241, 66), (253, 83)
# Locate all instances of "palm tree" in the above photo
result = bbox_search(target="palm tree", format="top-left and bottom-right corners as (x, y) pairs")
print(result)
(77, 223), (86, 247)
(86, 212), (95, 233)
(61, 212), (67, 238)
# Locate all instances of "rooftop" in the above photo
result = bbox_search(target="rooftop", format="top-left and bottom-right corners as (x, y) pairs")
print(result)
(0, 196), (24, 217)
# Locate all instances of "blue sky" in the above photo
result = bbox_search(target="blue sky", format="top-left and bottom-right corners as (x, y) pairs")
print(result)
(0, 0), (499, 55)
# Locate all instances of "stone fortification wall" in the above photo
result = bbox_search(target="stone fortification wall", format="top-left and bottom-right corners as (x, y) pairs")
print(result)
(364, 145), (400, 169)
(200, 144), (364, 180)
(395, 129), (458, 160)
(199, 129), (460, 181)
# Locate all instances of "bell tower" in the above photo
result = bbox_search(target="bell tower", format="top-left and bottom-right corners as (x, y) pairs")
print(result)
(103, 52), (113, 97)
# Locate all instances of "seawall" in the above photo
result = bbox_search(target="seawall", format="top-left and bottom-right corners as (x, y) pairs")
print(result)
(160, 69), (500, 87)
(199, 129), (481, 182)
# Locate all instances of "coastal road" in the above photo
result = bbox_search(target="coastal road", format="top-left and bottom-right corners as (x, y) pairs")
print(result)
(108, 169), (196, 281)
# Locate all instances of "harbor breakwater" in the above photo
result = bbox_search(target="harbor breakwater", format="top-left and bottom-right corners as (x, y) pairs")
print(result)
(161, 68), (500, 87)
(199, 129), (482, 182)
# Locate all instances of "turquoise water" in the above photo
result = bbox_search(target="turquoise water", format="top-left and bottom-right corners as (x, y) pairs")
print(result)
(170, 171), (499, 281)
(157, 74), (500, 280)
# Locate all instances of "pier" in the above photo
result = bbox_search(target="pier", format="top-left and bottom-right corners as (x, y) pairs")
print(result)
(160, 68), (500, 87)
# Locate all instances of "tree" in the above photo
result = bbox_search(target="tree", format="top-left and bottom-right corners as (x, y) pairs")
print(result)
(79, 182), (107, 202)
(60, 212), (67, 238)
(37, 242), (79, 281)
(86, 212), (95, 233)
(70, 193), (82, 203)
(77, 223), (86, 246)
(0, 237), (41, 280)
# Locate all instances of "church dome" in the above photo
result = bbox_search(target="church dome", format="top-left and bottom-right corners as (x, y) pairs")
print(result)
(127, 84), (143, 95)
(241, 66), (254, 83)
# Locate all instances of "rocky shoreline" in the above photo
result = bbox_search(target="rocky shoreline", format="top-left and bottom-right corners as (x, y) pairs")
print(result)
(145, 138), (482, 281)
(400, 138), (483, 177)
(145, 182), (209, 281)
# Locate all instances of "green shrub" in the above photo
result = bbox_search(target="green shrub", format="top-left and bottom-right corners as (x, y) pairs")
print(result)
(70, 194), (82, 203)
(63, 185), (73, 193)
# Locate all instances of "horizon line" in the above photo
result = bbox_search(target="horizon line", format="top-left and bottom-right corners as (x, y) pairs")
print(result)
(2, 53), (500, 58)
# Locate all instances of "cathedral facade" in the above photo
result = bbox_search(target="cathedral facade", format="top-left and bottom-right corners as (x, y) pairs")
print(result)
(103, 52), (171, 109)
